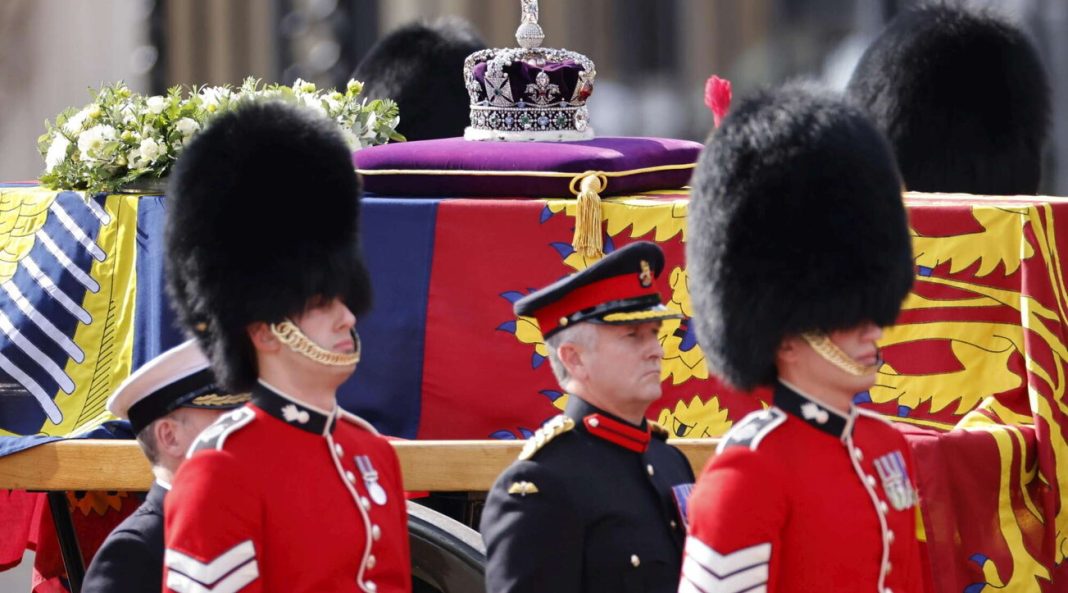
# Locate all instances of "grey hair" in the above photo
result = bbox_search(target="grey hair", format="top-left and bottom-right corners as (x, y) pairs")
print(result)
(136, 420), (161, 465)
(544, 322), (599, 387)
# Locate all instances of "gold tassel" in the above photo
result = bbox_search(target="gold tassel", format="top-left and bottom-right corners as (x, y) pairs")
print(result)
(569, 171), (608, 261)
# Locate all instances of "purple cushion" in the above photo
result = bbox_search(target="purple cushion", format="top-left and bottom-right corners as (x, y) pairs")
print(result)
(353, 136), (702, 197)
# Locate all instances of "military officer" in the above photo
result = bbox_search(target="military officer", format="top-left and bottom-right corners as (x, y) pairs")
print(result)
(481, 241), (696, 593)
(81, 340), (248, 593)
(847, 3), (1049, 195)
(161, 101), (410, 593)
(681, 83), (924, 593)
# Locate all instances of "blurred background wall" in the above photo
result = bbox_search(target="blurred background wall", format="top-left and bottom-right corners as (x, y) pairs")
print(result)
(1, 0), (1066, 193)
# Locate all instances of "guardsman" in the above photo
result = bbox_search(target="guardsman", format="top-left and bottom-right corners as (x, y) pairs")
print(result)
(681, 82), (923, 593)
(161, 101), (410, 593)
(847, 3), (1050, 195)
(82, 340), (248, 593)
(481, 241), (696, 593)
(354, 16), (486, 141)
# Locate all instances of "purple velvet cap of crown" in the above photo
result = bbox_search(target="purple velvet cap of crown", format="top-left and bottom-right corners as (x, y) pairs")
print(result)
(471, 59), (588, 105)
(353, 136), (702, 197)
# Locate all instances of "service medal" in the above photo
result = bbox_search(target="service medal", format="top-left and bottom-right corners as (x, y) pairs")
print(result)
(355, 455), (388, 505)
(874, 450), (917, 511)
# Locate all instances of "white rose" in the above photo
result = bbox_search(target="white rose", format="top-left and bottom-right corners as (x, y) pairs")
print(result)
(63, 107), (92, 135)
(146, 96), (166, 114)
(77, 125), (117, 163)
(138, 137), (166, 163)
(44, 136), (71, 172)
(175, 117), (200, 137)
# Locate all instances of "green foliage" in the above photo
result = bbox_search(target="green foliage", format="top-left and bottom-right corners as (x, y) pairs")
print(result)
(38, 78), (405, 194)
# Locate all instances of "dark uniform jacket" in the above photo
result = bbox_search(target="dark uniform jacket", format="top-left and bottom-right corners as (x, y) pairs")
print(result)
(82, 481), (167, 593)
(481, 396), (695, 593)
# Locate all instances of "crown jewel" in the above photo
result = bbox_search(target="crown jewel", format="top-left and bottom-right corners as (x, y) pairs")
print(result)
(464, 0), (596, 141)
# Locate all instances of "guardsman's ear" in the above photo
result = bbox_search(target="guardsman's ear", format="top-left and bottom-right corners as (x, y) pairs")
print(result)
(776, 335), (801, 365)
(247, 322), (280, 354)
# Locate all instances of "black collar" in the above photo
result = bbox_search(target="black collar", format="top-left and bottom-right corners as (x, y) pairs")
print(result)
(773, 381), (856, 440)
(252, 381), (337, 436)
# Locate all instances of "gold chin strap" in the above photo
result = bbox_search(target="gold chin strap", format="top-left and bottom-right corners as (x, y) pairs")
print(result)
(269, 320), (361, 367)
(800, 331), (880, 377)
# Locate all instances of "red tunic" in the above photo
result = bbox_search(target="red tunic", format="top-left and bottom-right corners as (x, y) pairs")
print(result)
(680, 381), (923, 593)
(163, 381), (410, 593)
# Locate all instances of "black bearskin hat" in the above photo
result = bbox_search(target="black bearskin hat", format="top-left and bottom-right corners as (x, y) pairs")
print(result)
(355, 17), (486, 141)
(165, 101), (372, 392)
(847, 3), (1050, 195)
(687, 82), (914, 391)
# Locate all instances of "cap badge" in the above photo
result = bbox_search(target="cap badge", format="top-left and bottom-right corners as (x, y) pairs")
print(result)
(281, 404), (310, 424)
(356, 455), (388, 505)
(874, 451), (918, 511)
(800, 402), (829, 425)
(639, 260), (653, 288)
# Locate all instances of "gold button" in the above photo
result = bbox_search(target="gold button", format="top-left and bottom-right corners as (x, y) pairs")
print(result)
(630, 554), (640, 567)
(866, 475), (877, 488)
(588, 417), (599, 427)
(367, 554), (376, 569)
(360, 497), (371, 510)
(366, 581), (377, 592)
(886, 530), (895, 544)
(372, 525), (381, 541)
(335, 443), (344, 456)
(853, 447), (863, 461)
(345, 471), (356, 483)
(879, 501), (889, 515)
(646, 464), (655, 476)
(559, 317), (569, 326)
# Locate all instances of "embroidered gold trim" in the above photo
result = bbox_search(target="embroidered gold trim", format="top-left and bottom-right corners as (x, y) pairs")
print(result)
(801, 331), (878, 377)
(600, 309), (680, 323)
(269, 320), (361, 367)
(519, 415), (575, 460)
(189, 393), (251, 407)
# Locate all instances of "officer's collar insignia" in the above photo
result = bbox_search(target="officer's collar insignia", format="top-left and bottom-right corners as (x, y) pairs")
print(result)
(583, 413), (651, 453)
(874, 451), (918, 511)
(252, 381), (337, 436)
(639, 260), (653, 287)
(507, 481), (540, 496)
(774, 381), (852, 439)
(519, 414), (575, 460)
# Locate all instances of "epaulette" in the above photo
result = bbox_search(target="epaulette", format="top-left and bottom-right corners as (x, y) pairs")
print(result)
(716, 408), (786, 454)
(648, 420), (670, 441)
(518, 415), (575, 461)
(338, 409), (380, 434)
(187, 407), (255, 455)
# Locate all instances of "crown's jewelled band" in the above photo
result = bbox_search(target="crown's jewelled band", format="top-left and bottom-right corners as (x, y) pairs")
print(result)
(467, 104), (590, 135)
